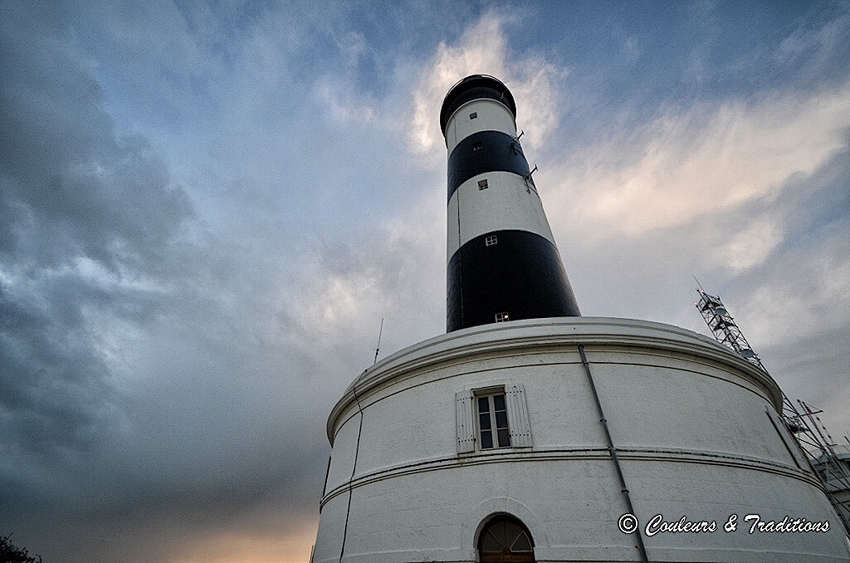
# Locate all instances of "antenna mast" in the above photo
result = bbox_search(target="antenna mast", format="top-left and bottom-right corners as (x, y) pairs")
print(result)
(373, 318), (384, 364)
(695, 288), (762, 367)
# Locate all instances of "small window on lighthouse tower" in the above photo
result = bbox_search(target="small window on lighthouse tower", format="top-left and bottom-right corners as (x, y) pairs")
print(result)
(485, 235), (498, 247)
(478, 179), (489, 190)
(494, 311), (509, 321)
(473, 141), (483, 151)
(469, 112), (478, 119)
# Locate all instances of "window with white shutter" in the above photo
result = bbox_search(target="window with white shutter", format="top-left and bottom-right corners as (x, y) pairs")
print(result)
(456, 385), (532, 453)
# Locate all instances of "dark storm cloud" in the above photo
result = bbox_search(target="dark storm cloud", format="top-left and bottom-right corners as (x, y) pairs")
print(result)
(0, 7), (325, 559)
(0, 1), (191, 471)
(0, 285), (110, 457)
(1, 10), (339, 559)
(0, 5), (192, 272)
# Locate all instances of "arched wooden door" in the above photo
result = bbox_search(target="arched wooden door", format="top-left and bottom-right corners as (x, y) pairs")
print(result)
(477, 515), (536, 563)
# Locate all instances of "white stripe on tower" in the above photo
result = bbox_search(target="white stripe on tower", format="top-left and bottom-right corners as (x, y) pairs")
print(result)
(441, 75), (580, 333)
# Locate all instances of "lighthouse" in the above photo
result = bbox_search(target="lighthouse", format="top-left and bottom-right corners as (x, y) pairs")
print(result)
(442, 75), (580, 332)
(309, 76), (850, 563)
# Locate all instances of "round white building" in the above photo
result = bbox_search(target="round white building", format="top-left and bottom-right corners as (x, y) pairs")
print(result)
(310, 76), (850, 562)
(312, 318), (850, 562)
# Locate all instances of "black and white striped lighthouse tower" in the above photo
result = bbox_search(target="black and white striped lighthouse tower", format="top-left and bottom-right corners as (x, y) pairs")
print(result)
(441, 74), (580, 332)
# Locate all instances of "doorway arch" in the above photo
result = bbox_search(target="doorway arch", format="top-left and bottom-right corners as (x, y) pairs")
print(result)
(477, 514), (536, 562)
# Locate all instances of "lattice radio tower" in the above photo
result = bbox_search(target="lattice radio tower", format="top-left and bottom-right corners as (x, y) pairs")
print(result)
(695, 286), (850, 534)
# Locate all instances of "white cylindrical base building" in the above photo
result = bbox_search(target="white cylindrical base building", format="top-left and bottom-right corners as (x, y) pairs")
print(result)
(311, 317), (850, 563)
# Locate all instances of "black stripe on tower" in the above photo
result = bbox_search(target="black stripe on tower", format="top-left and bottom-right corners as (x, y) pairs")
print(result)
(447, 130), (532, 201)
(447, 230), (581, 332)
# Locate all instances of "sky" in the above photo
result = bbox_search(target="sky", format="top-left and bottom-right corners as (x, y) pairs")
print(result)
(1, 1), (849, 561)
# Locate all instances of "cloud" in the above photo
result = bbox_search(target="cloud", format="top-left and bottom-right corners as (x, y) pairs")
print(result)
(708, 216), (784, 273)
(409, 10), (567, 161)
(314, 76), (378, 123)
(0, 5), (323, 560)
(0, 3), (194, 468)
(776, 3), (850, 77)
(291, 186), (445, 369)
(544, 84), (850, 240)
(739, 219), (850, 348)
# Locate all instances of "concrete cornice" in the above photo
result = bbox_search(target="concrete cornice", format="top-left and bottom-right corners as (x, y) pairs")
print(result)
(327, 317), (784, 442)
(320, 445), (817, 509)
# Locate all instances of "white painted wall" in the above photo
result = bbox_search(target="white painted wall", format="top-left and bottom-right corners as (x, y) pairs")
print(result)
(312, 318), (850, 562)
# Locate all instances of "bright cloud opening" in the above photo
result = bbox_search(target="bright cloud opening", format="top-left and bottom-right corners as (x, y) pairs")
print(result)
(547, 85), (850, 238)
(409, 11), (567, 161)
